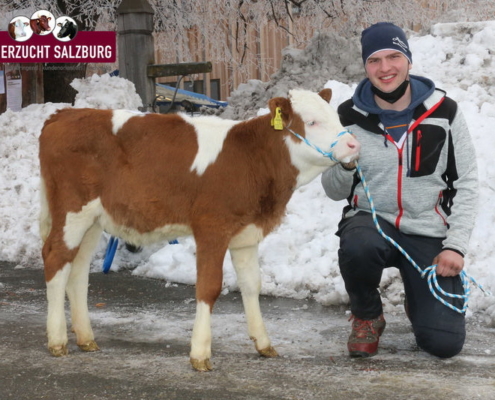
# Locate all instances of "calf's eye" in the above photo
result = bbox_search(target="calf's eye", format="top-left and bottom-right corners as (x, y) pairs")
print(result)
(307, 121), (316, 126)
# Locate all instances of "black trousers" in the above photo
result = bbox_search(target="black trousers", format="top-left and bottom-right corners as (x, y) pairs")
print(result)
(337, 211), (466, 358)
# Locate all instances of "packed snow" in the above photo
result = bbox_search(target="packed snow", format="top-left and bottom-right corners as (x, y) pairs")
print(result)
(1, 22), (494, 325)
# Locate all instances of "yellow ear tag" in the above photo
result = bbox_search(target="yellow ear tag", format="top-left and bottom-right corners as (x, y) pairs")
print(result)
(271, 107), (284, 130)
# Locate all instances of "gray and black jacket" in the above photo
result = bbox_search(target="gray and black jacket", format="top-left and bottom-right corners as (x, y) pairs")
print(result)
(321, 76), (479, 256)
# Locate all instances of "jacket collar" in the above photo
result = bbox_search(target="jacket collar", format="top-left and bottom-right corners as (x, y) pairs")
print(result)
(340, 78), (446, 135)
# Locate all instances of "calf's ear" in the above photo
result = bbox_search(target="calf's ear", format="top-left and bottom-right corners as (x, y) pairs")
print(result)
(268, 97), (293, 128)
(318, 88), (332, 103)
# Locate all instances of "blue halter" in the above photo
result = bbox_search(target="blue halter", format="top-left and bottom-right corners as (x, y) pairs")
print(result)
(286, 127), (349, 163)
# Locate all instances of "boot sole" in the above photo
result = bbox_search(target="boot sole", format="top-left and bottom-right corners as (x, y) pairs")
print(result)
(349, 350), (377, 358)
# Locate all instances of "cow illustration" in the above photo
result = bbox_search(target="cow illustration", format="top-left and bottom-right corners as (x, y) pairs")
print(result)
(30, 14), (52, 35)
(8, 18), (29, 40)
(57, 19), (77, 40)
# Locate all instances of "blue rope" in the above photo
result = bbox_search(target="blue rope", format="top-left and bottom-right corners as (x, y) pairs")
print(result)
(102, 236), (118, 274)
(355, 162), (491, 314)
(102, 237), (179, 273)
(286, 128), (348, 162)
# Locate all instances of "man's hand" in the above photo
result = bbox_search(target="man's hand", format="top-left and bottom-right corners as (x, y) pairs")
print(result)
(432, 250), (464, 277)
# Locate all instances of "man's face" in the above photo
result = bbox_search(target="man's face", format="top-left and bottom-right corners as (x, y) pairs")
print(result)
(365, 50), (412, 93)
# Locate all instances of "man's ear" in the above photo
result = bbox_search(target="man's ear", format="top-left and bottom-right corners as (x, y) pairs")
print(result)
(318, 88), (333, 103)
(268, 97), (293, 129)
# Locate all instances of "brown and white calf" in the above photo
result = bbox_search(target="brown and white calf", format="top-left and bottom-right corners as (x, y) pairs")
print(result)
(39, 89), (360, 371)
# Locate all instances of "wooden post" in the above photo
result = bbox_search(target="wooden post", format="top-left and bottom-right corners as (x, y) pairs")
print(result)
(21, 64), (44, 107)
(117, 0), (155, 112)
(0, 64), (5, 113)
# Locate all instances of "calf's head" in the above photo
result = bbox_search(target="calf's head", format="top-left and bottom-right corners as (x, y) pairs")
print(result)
(268, 89), (360, 168)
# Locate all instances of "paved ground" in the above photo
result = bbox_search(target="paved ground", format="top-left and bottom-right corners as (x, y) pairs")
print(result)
(1, 261), (494, 400)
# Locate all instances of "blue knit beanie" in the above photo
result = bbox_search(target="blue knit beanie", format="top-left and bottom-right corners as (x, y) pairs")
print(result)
(361, 22), (412, 65)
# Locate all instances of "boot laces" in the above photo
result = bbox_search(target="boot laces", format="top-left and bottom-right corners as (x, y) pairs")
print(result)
(349, 315), (378, 337)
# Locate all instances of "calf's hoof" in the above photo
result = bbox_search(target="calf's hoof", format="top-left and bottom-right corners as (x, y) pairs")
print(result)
(78, 340), (100, 352)
(190, 357), (213, 372)
(49, 344), (68, 357)
(258, 346), (279, 358)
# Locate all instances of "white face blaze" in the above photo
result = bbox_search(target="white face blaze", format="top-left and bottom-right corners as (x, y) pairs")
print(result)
(285, 89), (360, 187)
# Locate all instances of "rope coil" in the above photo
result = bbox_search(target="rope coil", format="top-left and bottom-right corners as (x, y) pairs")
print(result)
(355, 162), (491, 314)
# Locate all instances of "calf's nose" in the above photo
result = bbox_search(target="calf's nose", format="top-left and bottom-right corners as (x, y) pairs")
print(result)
(347, 139), (361, 152)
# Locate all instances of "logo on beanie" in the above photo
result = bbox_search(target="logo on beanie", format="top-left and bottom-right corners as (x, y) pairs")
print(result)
(392, 37), (408, 52)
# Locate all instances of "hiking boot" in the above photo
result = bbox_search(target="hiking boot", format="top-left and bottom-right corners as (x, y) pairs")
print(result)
(347, 314), (386, 357)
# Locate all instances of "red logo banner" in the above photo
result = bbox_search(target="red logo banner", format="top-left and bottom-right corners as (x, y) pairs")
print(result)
(0, 31), (116, 63)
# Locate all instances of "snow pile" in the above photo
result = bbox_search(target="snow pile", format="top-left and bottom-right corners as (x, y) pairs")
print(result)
(0, 103), (67, 265)
(72, 73), (143, 110)
(409, 23), (495, 321)
(221, 32), (362, 120)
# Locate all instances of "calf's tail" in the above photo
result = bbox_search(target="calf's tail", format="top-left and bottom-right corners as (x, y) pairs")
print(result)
(39, 178), (52, 243)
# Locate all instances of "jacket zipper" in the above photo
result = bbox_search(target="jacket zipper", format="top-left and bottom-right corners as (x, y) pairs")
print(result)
(435, 191), (448, 225)
(383, 133), (405, 229)
(415, 130), (422, 171)
(395, 147), (404, 229)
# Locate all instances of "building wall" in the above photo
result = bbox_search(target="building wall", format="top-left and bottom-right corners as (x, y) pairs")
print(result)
(150, 1), (467, 102)
(155, 16), (304, 101)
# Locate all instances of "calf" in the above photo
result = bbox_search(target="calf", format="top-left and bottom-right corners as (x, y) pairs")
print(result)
(39, 89), (360, 371)
(30, 15), (51, 35)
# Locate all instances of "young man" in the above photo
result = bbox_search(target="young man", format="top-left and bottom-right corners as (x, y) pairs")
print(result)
(321, 22), (478, 358)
